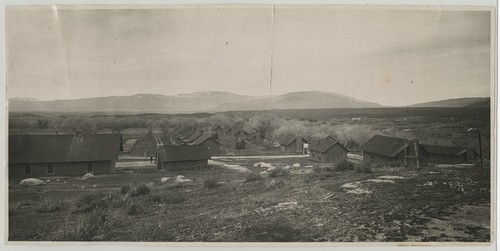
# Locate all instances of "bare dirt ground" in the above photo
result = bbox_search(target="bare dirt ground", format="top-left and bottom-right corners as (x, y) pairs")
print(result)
(8, 157), (490, 242)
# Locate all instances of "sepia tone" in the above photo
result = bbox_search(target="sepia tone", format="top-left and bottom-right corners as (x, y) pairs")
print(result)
(5, 5), (494, 243)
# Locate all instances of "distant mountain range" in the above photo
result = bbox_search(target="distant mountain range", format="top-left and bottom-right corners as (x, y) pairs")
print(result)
(408, 97), (490, 108)
(8, 91), (489, 113)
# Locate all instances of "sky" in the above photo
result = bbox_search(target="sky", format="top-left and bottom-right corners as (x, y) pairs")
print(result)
(6, 5), (493, 106)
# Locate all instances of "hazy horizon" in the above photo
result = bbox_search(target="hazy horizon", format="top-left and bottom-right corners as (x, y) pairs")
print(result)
(8, 89), (491, 106)
(7, 6), (493, 106)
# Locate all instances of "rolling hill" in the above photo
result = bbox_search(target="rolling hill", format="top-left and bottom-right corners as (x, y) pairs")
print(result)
(212, 91), (382, 111)
(9, 92), (256, 113)
(9, 91), (382, 113)
(409, 97), (490, 108)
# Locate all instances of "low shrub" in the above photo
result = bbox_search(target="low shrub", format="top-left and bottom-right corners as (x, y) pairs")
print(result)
(149, 194), (162, 204)
(130, 184), (151, 197)
(354, 163), (372, 173)
(120, 185), (131, 195)
(127, 204), (143, 215)
(245, 172), (263, 182)
(36, 199), (68, 213)
(53, 209), (108, 241)
(163, 194), (187, 204)
(268, 167), (290, 178)
(204, 178), (220, 189)
(72, 192), (125, 214)
(265, 179), (285, 190)
(335, 160), (354, 171)
(313, 166), (324, 173)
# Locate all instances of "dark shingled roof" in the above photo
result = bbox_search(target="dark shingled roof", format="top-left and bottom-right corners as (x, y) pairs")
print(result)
(230, 129), (250, 137)
(247, 132), (265, 140)
(421, 144), (467, 156)
(360, 135), (414, 158)
(191, 133), (221, 145)
(9, 134), (122, 164)
(187, 131), (203, 142)
(158, 145), (210, 162)
(309, 137), (346, 153)
(180, 128), (197, 138)
(280, 136), (309, 146)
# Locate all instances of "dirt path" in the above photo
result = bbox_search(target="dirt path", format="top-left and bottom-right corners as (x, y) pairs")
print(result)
(208, 160), (250, 172)
(213, 155), (308, 160)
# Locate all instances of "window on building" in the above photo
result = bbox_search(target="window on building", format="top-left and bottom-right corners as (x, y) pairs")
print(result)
(24, 164), (31, 175)
(174, 162), (179, 167)
(86, 162), (94, 173)
(47, 164), (54, 174)
(370, 156), (375, 163)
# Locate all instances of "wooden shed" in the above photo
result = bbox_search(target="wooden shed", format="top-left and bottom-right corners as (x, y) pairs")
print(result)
(280, 136), (310, 154)
(211, 125), (225, 136)
(156, 145), (210, 171)
(247, 132), (265, 145)
(8, 133), (123, 179)
(309, 137), (348, 163)
(360, 135), (429, 168)
(421, 144), (474, 164)
(190, 133), (222, 156)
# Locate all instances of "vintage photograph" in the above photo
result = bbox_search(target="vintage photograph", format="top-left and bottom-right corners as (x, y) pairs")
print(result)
(6, 5), (494, 243)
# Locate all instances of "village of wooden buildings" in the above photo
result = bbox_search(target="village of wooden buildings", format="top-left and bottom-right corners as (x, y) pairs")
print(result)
(7, 109), (491, 242)
(9, 123), (481, 179)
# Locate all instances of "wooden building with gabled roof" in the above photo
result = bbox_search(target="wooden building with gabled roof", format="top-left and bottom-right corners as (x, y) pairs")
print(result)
(156, 145), (211, 171)
(421, 144), (475, 164)
(360, 135), (429, 168)
(8, 133), (123, 179)
(309, 136), (347, 163)
(280, 136), (310, 154)
(190, 133), (222, 156)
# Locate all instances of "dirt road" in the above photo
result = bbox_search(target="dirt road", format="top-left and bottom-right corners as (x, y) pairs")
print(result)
(213, 155), (309, 159)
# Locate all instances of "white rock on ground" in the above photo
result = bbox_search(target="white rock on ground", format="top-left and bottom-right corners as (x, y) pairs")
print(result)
(19, 178), (46, 186)
(341, 181), (361, 189)
(176, 175), (192, 183)
(377, 175), (406, 180)
(347, 188), (372, 194)
(283, 165), (291, 170)
(81, 173), (95, 180)
(292, 163), (300, 168)
(161, 177), (171, 182)
(209, 160), (250, 172)
(366, 178), (395, 184)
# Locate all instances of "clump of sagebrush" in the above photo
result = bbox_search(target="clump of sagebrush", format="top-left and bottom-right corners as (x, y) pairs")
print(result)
(354, 163), (372, 173)
(265, 179), (285, 190)
(149, 193), (163, 204)
(204, 178), (220, 189)
(127, 204), (143, 215)
(120, 185), (131, 195)
(313, 166), (324, 173)
(335, 160), (354, 171)
(130, 184), (151, 197)
(245, 172), (263, 182)
(9, 199), (35, 214)
(242, 216), (301, 242)
(52, 208), (109, 241)
(36, 199), (68, 213)
(72, 192), (125, 214)
(268, 167), (290, 178)
(163, 193), (187, 204)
